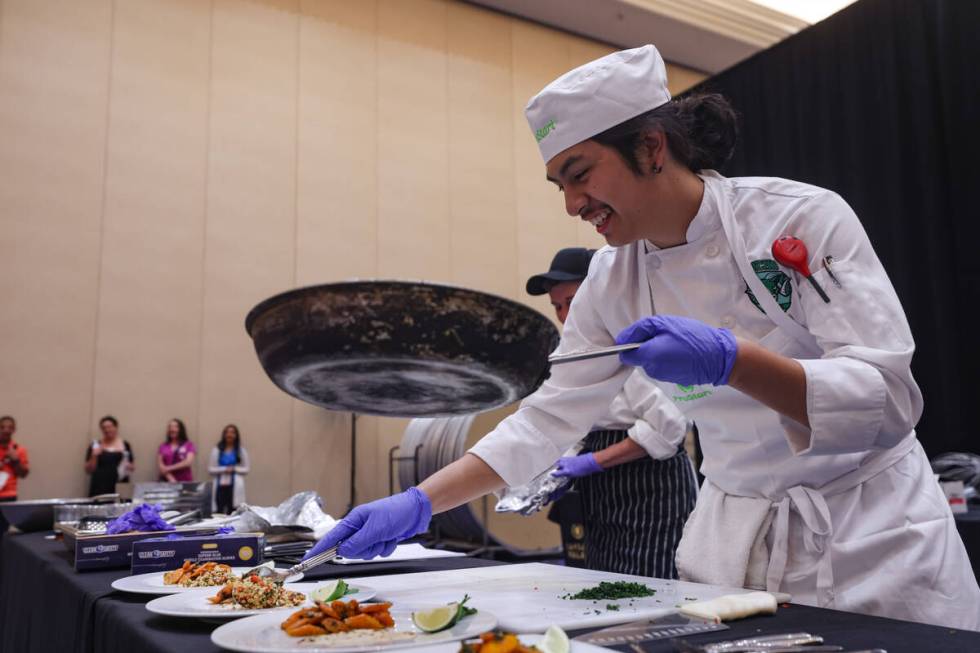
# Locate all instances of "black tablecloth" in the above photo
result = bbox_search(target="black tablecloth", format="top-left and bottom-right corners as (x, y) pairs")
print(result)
(3, 531), (980, 653)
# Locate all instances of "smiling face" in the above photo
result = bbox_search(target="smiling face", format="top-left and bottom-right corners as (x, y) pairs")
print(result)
(222, 426), (237, 447)
(547, 280), (582, 325)
(546, 140), (650, 247)
(167, 420), (180, 441)
(545, 131), (704, 249)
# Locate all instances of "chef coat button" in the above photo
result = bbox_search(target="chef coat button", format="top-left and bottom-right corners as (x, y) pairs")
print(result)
(705, 244), (720, 258)
(648, 256), (662, 270)
(720, 315), (735, 328)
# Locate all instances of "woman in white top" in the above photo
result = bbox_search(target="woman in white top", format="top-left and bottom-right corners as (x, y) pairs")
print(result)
(208, 424), (250, 514)
(305, 45), (980, 630)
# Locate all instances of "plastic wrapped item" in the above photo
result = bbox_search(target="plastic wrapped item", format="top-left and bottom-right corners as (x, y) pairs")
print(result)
(230, 491), (337, 540)
(494, 442), (583, 516)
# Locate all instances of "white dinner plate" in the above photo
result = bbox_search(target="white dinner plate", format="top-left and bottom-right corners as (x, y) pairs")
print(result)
(112, 566), (305, 595)
(210, 606), (498, 652)
(146, 582), (377, 619)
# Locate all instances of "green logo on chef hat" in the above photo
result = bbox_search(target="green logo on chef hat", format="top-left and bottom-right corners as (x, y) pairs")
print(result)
(745, 259), (792, 314)
(535, 119), (557, 142)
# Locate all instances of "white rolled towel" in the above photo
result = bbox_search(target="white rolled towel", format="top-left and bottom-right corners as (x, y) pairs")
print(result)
(679, 591), (778, 623)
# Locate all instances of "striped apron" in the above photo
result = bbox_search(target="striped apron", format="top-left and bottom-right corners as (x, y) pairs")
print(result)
(576, 429), (698, 579)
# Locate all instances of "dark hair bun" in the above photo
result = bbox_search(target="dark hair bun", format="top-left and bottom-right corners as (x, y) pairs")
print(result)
(676, 93), (738, 171)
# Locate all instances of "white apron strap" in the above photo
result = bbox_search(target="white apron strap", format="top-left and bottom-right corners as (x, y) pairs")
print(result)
(704, 174), (815, 349)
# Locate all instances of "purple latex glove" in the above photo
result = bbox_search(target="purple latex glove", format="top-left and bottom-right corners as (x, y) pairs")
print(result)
(552, 453), (604, 479)
(616, 315), (738, 386)
(105, 503), (175, 535)
(303, 487), (432, 561)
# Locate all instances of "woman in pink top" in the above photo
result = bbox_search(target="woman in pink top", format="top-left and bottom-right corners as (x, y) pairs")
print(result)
(157, 418), (196, 482)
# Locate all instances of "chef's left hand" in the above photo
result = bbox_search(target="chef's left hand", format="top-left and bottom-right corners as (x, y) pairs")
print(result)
(551, 453), (604, 479)
(616, 315), (738, 386)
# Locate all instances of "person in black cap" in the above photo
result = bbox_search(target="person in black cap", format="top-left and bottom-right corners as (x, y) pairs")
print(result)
(526, 247), (697, 578)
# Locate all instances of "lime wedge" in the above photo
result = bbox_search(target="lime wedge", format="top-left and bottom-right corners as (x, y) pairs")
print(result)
(311, 579), (348, 603)
(535, 625), (570, 653)
(411, 603), (459, 633)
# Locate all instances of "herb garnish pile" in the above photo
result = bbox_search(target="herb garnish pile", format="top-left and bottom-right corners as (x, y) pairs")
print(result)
(561, 581), (656, 600)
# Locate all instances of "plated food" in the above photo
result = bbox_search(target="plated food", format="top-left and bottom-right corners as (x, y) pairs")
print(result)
(459, 627), (569, 653)
(210, 601), (498, 652)
(145, 581), (377, 620)
(112, 563), (306, 596)
(210, 574), (307, 610)
(165, 561), (238, 588)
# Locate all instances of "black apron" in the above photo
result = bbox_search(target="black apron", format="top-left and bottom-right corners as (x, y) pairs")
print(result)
(576, 429), (697, 579)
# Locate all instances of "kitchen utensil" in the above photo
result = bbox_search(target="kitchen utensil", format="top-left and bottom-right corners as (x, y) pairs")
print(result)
(245, 281), (559, 417)
(681, 632), (824, 653)
(674, 645), (840, 653)
(548, 342), (641, 365)
(575, 613), (729, 647)
(243, 545), (338, 584)
(771, 237), (830, 303)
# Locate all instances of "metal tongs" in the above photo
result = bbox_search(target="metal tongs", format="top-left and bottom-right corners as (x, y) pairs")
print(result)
(242, 545), (338, 585)
(548, 342), (641, 365)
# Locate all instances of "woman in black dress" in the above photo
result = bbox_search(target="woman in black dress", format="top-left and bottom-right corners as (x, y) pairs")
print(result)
(84, 415), (134, 496)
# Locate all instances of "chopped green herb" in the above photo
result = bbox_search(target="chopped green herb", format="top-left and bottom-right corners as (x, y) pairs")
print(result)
(606, 604), (620, 611)
(564, 581), (656, 601)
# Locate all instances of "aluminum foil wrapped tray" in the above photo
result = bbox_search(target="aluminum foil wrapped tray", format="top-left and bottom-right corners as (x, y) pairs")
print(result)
(494, 442), (583, 516)
(231, 491), (337, 540)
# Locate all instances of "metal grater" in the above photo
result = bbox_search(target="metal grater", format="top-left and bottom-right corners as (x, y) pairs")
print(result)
(574, 614), (730, 647)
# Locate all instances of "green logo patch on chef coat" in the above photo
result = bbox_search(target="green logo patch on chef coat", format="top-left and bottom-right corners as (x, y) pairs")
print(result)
(745, 259), (792, 314)
(673, 383), (712, 402)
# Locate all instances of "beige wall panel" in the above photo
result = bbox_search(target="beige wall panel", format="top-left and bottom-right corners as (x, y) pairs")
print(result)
(292, 1), (380, 512)
(0, 0), (112, 498)
(446, 3), (515, 299)
(90, 0), (211, 486)
(666, 63), (706, 95)
(376, 0), (450, 281)
(510, 22), (575, 323)
(201, 0), (299, 505)
(296, 0), (378, 284)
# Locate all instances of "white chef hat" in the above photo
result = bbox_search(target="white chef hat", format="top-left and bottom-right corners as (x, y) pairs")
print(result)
(525, 44), (671, 164)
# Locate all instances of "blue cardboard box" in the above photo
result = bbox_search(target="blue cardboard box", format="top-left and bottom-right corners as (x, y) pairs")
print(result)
(131, 532), (265, 574)
(66, 525), (222, 571)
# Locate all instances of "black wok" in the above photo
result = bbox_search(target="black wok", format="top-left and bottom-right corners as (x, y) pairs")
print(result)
(245, 281), (559, 417)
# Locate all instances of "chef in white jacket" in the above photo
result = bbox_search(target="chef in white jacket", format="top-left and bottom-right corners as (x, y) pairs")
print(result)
(307, 45), (980, 630)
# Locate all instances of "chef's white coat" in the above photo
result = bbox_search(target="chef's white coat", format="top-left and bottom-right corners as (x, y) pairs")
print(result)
(595, 370), (688, 461)
(470, 172), (980, 630)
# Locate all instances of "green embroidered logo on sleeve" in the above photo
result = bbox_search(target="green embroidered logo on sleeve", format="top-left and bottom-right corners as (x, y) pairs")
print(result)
(535, 119), (557, 142)
(745, 259), (792, 314)
(672, 383), (712, 402)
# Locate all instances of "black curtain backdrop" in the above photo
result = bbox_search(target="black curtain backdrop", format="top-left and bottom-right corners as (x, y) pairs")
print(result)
(688, 0), (980, 457)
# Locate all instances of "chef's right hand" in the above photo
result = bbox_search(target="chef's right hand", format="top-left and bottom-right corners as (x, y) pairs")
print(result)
(304, 487), (432, 561)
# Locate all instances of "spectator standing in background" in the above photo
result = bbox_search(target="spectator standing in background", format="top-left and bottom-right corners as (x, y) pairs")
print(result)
(85, 415), (134, 496)
(157, 418), (196, 482)
(0, 415), (31, 532)
(208, 424), (250, 514)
